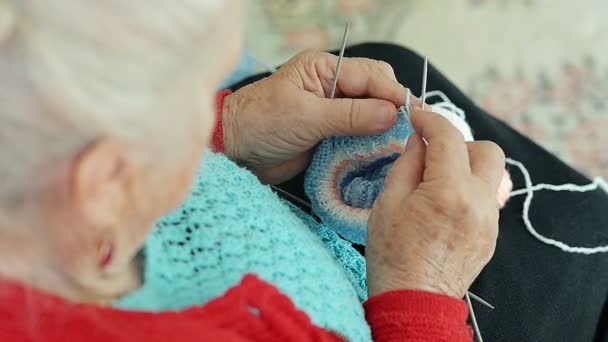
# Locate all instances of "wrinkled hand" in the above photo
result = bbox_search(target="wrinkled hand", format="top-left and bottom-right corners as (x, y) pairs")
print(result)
(222, 50), (409, 184)
(367, 109), (505, 299)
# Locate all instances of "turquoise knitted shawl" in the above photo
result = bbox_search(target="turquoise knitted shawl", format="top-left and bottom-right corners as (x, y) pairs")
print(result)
(115, 152), (371, 342)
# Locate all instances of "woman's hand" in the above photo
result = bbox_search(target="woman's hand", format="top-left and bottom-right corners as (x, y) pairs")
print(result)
(222, 50), (409, 184)
(367, 109), (505, 299)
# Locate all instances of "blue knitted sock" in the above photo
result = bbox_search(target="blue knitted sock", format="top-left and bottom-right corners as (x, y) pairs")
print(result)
(305, 104), (415, 245)
(305, 91), (473, 245)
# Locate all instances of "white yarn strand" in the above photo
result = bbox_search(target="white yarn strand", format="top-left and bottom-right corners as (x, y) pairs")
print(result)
(425, 90), (466, 119)
(506, 158), (608, 255)
(425, 91), (608, 255)
(510, 177), (608, 197)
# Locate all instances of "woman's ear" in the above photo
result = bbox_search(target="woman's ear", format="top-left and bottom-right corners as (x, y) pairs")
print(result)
(70, 139), (133, 228)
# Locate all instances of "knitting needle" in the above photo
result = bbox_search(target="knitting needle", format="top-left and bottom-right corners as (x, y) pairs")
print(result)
(271, 185), (312, 209)
(467, 291), (495, 310)
(271, 22), (351, 204)
(466, 292), (484, 342)
(418, 58), (488, 341)
(421, 56), (428, 109)
(418, 57), (430, 147)
(329, 20), (351, 99)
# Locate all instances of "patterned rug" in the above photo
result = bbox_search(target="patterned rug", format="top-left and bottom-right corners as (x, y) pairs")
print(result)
(243, 0), (607, 179)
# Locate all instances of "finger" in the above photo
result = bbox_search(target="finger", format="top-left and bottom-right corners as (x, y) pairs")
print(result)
(409, 109), (470, 180)
(330, 56), (406, 106)
(467, 141), (506, 191)
(383, 133), (426, 198)
(312, 97), (398, 138)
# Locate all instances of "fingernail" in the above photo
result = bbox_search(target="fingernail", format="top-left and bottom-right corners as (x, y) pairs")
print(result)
(377, 108), (397, 129)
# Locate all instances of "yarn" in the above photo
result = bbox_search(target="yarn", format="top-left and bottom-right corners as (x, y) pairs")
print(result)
(506, 157), (608, 254)
(425, 91), (473, 141)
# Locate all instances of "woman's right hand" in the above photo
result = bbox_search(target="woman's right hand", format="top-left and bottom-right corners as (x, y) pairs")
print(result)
(367, 109), (505, 299)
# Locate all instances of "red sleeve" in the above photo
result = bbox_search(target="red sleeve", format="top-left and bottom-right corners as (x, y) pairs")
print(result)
(212, 89), (232, 153)
(364, 289), (473, 342)
(0, 274), (342, 342)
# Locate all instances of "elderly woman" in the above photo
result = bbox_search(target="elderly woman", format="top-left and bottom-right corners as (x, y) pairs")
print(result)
(1, 1), (608, 341)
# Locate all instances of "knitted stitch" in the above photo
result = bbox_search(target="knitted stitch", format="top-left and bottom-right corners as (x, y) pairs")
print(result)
(305, 92), (475, 245)
(116, 152), (371, 342)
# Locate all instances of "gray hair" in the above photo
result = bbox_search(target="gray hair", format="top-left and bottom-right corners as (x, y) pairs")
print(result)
(0, 0), (223, 205)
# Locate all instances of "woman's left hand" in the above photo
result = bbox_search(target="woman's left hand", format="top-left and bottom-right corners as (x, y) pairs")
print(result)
(222, 50), (409, 184)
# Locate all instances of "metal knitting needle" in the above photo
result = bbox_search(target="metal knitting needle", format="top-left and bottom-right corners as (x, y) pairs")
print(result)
(271, 185), (312, 209)
(419, 56), (430, 147)
(467, 291), (495, 310)
(271, 21), (351, 205)
(329, 20), (351, 99)
(421, 56), (428, 110)
(418, 56), (489, 341)
(466, 292), (484, 342)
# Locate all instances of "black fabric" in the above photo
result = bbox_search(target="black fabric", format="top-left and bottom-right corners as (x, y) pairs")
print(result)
(231, 43), (608, 342)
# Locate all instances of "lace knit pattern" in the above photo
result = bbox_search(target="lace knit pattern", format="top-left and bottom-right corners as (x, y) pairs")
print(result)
(116, 152), (371, 342)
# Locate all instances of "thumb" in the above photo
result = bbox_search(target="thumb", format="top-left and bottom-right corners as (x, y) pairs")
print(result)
(313, 97), (398, 138)
(383, 133), (426, 198)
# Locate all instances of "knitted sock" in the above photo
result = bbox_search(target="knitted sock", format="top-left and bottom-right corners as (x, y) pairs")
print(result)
(305, 91), (511, 245)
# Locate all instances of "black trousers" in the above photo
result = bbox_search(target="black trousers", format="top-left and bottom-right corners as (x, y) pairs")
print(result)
(231, 43), (608, 342)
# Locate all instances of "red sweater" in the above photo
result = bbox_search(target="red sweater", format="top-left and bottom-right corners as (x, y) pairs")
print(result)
(0, 92), (472, 341)
(0, 273), (471, 342)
